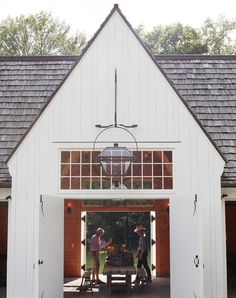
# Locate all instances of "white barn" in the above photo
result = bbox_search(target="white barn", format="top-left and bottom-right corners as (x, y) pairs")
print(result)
(0, 5), (236, 298)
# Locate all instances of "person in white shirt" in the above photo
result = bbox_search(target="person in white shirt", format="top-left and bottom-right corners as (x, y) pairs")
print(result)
(90, 228), (110, 284)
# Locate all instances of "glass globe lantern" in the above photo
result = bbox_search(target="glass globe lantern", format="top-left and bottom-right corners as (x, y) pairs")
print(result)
(97, 143), (134, 177)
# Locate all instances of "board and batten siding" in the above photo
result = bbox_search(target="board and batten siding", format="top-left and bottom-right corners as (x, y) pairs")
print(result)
(7, 11), (226, 298)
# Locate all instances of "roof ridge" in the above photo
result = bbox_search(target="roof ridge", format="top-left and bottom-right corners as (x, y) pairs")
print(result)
(0, 56), (80, 61)
(155, 54), (236, 60)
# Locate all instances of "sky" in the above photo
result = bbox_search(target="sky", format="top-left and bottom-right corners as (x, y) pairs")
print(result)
(0, 0), (236, 37)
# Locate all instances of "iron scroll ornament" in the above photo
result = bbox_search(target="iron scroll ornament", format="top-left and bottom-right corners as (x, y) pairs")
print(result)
(93, 68), (138, 179)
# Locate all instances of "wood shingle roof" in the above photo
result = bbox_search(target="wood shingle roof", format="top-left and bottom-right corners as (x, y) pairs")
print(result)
(156, 55), (236, 187)
(0, 56), (77, 187)
(0, 55), (236, 188)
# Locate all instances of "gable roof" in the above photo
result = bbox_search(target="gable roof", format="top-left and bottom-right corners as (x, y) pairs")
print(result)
(156, 55), (236, 187)
(0, 6), (234, 188)
(5, 5), (226, 164)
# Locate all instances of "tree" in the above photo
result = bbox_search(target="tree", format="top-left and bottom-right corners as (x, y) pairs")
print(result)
(201, 16), (236, 54)
(137, 16), (236, 55)
(0, 11), (86, 55)
(137, 23), (208, 55)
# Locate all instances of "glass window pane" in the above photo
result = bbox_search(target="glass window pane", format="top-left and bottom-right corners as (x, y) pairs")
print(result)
(71, 165), (80, 176)
(153, 151), (162, 163)
(164, 164), (173, 176)
(82, 164), (90, 176)
(163, 151), (172, 163)
(133, 151), (141, 163)
(82, 151), (91, 163)
(81, 178), (90, 189)
(143, 164), (152, 176)
(153, 164), (162, 176)
(102, 180), (111, 189)
(92, 178), (101, 189)
(164, 177), (173, 189)
(61, 164), (70, 176)
(123, 179), (131, 189)
(92, 151), (100, 163)
(71, 178), (80, 189)
(154, 178), (162, 189)
(133, 164), (141, 176)
(61, 151), (70, 163)
(71, 151), (80, 163)
(143, 178), (152, 189)
(92, 164), (100, 176)
(143, 151), (152, 163)
(133, 178), (142, 189)
(61, 178), (70, 189)
(126, 165), (131, 176)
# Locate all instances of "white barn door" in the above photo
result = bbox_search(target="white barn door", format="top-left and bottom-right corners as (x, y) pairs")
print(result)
(150, 211), (156, 277)
(81, 211), (87, 274)
(191, 195), (204, 298)
(38, 195), (64, 298)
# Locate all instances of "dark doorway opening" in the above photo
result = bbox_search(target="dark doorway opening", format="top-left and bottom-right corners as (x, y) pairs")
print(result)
(63, 199), (170, 297)
(0, 202), (8, 288)
(225, 201), (236, 296)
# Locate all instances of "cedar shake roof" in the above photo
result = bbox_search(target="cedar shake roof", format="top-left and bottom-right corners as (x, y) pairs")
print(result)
(156, 55), (236, 187)
(0, 56), (78, 187)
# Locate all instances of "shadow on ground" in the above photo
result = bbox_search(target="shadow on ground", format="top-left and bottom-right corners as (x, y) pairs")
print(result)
(64, 276), (170, 298)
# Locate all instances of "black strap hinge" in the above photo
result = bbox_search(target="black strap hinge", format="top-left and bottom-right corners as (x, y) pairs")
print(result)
(81, 264), (86, 271)
(151, 239), (156, 246)
(38, 259), (43, 265)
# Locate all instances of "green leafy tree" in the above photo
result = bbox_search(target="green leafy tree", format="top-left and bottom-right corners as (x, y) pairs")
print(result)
(0, 11), (86, 55)
(137, 23), (207, 55)
(137, 16), (236, 55)
(201, 16), (236, 54)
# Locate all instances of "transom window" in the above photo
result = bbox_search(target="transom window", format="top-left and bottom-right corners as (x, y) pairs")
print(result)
(60, 150), (173, 190)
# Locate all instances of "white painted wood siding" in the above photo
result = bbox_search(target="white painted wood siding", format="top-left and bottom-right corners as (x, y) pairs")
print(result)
(7, 11), (226, 298)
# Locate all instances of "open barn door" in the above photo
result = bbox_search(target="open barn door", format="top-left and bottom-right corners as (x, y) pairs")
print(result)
(38, 195), (64, 298)
(150, 211), (156, 277)
(81, 211), (87, 274)
(190, 195), (204, 298)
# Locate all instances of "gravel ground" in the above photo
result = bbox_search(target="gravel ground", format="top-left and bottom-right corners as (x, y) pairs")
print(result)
(64, 276), (170, 298)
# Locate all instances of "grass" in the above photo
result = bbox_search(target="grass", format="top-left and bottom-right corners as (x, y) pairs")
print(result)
(86, 249), (151, 273)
